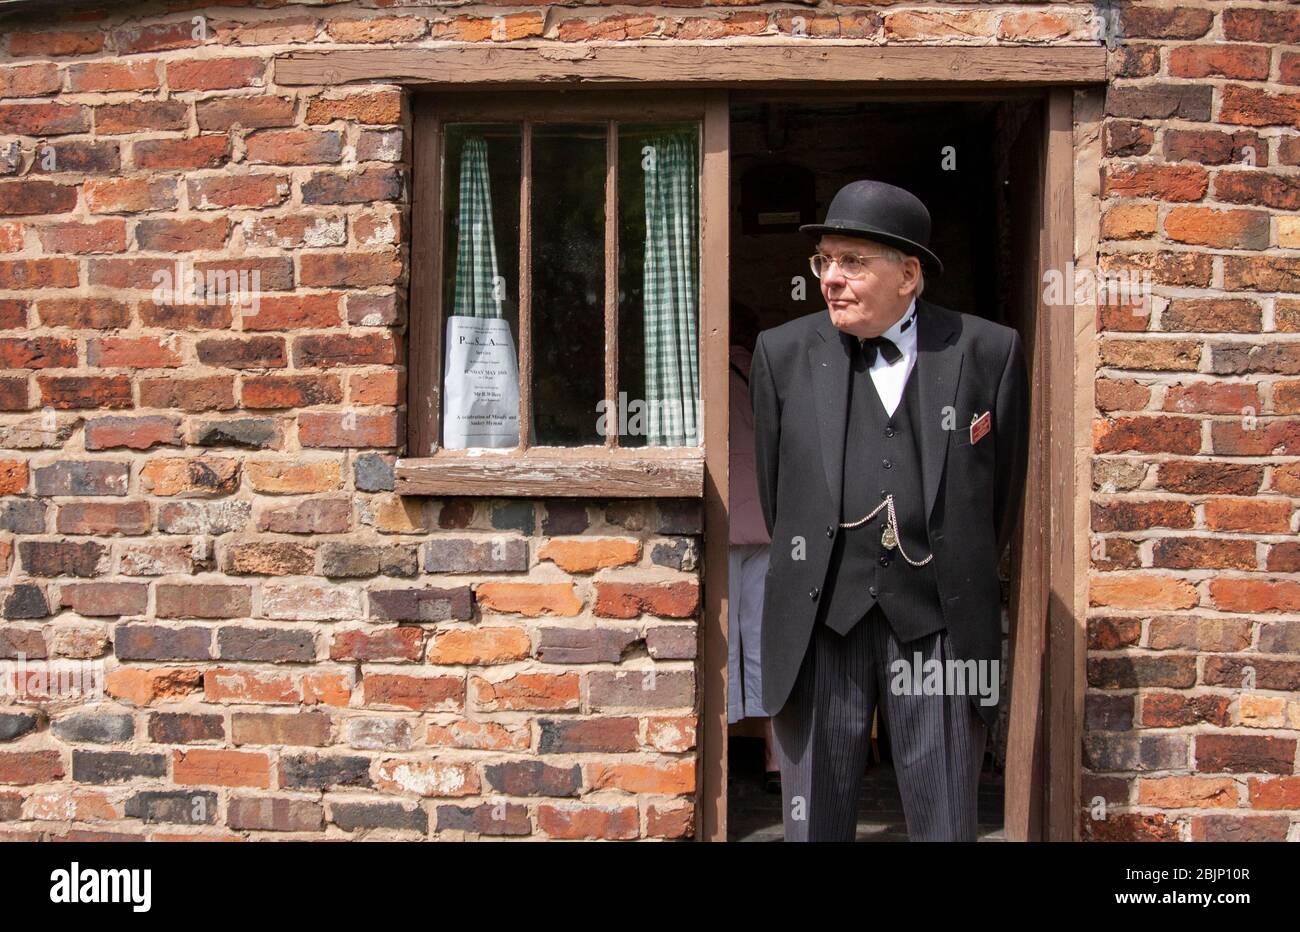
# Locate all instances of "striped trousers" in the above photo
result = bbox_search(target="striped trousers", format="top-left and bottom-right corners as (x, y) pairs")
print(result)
(771, 603), (988, 841)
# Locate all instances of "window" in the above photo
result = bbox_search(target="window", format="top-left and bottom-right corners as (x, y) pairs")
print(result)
(405, 94), (713, 497)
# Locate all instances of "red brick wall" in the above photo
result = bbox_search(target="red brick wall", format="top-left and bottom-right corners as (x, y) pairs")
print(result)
(1088, 4), (1300, 842)
(0, 0), (1296, 841)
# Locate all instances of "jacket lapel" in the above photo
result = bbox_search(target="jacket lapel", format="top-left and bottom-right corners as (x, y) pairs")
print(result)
(807, 298), (964, 523)
(808, 315), (852, 517)
(915, 298), (964, 523)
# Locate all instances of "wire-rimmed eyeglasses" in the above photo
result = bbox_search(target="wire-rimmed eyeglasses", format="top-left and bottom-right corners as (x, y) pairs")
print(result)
(809, 252), (889, 280)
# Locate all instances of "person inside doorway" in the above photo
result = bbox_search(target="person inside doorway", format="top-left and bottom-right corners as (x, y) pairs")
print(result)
(728, 301), (779, 792)
(749, 179), (1030, 840)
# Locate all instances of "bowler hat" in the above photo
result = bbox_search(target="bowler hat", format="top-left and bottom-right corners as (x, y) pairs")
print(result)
(800, 179), (944, 277)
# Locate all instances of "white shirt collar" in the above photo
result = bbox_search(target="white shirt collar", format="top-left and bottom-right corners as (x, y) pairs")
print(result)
(858, 296), (918, 350)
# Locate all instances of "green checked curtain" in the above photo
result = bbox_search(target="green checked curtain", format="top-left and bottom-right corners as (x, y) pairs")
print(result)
(452, 136), (503, 318)
(642, 131), (700, 447)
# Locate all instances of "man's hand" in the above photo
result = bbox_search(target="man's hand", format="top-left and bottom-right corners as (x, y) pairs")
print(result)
(750, 331), (780, 539)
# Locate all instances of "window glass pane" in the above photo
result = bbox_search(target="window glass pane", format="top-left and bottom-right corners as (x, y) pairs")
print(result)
(529, 123), (606, 447)
(617, 122), (701, 448)
(440, 124), (521, 449)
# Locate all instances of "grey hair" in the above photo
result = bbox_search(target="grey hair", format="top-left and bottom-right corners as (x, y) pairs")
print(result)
(875, 242), (925, 299)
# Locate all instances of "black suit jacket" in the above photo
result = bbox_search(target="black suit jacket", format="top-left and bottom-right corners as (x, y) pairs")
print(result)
(749, 298), (1030, 727)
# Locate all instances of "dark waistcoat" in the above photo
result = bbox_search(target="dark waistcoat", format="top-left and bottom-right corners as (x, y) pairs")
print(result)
(817, 335), (945, 639)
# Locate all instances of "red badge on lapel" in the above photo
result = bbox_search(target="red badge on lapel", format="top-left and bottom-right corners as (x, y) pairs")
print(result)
(970, 410), (991, 445)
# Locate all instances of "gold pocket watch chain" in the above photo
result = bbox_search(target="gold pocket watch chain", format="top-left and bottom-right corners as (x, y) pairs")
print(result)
(838, 495), (933, 567)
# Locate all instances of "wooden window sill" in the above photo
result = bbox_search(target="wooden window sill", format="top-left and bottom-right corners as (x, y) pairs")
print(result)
(394, 448), (705, 498)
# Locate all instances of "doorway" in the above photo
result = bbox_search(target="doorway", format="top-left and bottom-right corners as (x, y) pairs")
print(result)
(723, 94), (1048, 841)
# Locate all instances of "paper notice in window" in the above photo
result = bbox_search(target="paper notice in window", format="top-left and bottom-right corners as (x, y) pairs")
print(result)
(443, 315), (520, 449)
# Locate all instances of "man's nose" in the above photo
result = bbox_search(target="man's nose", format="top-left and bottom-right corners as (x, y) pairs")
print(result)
(822, 261), (845, 287)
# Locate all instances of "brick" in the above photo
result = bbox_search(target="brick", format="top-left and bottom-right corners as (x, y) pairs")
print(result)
(114, 20), (204, 54)
(319, 542), (416, 578)
(1, 583), (49, 619)
(244, 294), (342, 332)
(536, 626), (639, 664)
(538, 802), (638, 840)
(1196, 735), (1296, 774)
(305, 91), (401, 126)
(0, 103), (89, 136)
(31, 140), (122, 175)
(225, 541), (315, 576)
(349, 371), (400, 406)
(105, 667), (202, 705)
(423, 538), (528, 574)
(298, 251), (402, 287)
(166, 58), (265, 92)
(1101, 162), (1207, 201)
(95, 100), (188, 135)
(242, 214), (347, 250)
(426, 627), (531, 665)
(298, 411), (400, 448)
(261, 583), (362, 622)
(258, 498), (351, 535)
(0, 258), (79, 289)
(301, 167), (401, 205)
(227, 796), (324, 832)
(246, 130), (342, 165)
(133, 136), (230, 171)
(52, 712), (134, 744)
(293, 332), (395, 368)
(0, 62), (60, 97)
(425, 719), (528, 752)
(588, 669), (695, 710)
(484, 760), (580, 797)
(1210, 577), (1300, 614)
(586, 760), (694, 795)
(538, 717), (640, 754)
(331, 626), (422, 662)
(215, 626), (314, 664)
(196, 96), (294, 131)
(332, 801), (425, 834)
(71, 751), (166, 784)
(189, 417), (280, 450)
(19, 540), (106, 577)
(156, 584), (250, 619)
(241, 374), (342, 410)
(172, 749), (270, 788)
(125, 789), (218, 825)
(0, 337), (77, 369)
(147, 712), (224, 745)
(539, 538), (639, 573)
(436, 802), (530, 836)
(187, 174), (290, 210)
(471, 672), (580, 712)
(246, 459), (340, 494)
(136, 218), (229, 253)
(33, 461), (129, 497)
(140, 376), (235, 411)
(0, 180), (79, 217)
(1119, 6), (1213, 39)
(368, 585), (472, 621)
(203, 667), (296, 705)
(67, 61), (160, 93)
(196, 336), (286, 369)
(37, 220), (127, 255)
(231, 711), (330, 747)
(362, 673), (463, 712)
(84, 178), (178, 214)
(324, 16), (429, 43)
(141, 457), (240, 497)
(593, 581), (699, 618)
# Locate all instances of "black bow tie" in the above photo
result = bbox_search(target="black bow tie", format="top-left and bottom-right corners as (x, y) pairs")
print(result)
(858, 335), (902, 366)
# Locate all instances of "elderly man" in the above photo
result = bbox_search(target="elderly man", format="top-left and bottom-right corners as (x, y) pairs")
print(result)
(748, 179), (1030, 841)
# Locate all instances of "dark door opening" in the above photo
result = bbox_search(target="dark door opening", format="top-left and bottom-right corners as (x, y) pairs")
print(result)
(725, 95), (1046, 841)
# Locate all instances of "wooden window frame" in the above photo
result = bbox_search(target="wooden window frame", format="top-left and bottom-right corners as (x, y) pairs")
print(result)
(402, 91), (723, 498)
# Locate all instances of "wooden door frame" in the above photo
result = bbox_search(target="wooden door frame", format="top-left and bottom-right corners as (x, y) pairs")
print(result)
(276, 43), (1105, 843)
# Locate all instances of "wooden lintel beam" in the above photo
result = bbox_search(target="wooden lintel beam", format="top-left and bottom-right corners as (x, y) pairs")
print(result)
(274, 44), (1108, 88)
